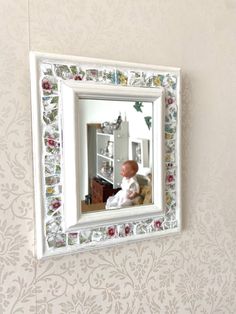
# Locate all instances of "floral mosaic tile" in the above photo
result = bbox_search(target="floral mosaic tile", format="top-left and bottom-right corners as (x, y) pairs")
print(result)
(36, 58), (180, 254)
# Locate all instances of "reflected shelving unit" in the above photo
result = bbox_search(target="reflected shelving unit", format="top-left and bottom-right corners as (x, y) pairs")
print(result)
(96, 121), (129, 188)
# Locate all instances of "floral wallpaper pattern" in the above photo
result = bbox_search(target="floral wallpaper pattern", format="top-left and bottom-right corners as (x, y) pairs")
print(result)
(0, 0), (236, 313)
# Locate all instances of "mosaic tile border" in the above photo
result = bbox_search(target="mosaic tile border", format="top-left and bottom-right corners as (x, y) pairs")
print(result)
(31, 53), (181, 257)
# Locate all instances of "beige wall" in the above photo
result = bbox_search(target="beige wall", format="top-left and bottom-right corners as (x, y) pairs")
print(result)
(0, 0), (236, 312)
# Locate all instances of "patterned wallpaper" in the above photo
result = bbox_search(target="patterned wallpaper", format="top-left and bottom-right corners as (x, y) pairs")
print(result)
(0, 0), (235, 313)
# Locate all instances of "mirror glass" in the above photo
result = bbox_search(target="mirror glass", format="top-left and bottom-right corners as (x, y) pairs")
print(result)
(61, 82), (164, 231)
(77, 98), (154, 213)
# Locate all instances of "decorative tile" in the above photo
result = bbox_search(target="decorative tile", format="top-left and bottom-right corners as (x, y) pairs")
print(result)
(37, 58), (179, 254)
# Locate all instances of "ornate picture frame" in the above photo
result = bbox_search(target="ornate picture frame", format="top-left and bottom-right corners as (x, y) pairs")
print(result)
(30, 52), (181, 258)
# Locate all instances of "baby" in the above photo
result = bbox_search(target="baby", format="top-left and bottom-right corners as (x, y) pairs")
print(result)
(106, 160), (139, 209)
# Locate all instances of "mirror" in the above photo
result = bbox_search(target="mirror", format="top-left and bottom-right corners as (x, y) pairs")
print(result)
(30, 52), (181, 258)
(79, 98), (153, 213)
(61, 82), (164, 231)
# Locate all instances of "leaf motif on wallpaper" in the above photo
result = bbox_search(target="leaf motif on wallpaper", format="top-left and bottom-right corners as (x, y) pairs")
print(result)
(0, 221), (27, 266)
(34, 259), (77, 312)
(0, 184), (33, 231)
(13, 277), (36, 305)
(92, 273), (105, 287)
(0, 270), (17, 313)
(6, 153), (26, 180)
(0, 136), (8, 150)
(159, 269), (175, 288)
(176, 265), (207, 308)
(23, 148), (32, 166)
(148, 297), (162, 314)
(1, 183), (19, 200)
(60, 291), (102, 314)
(129, 257), (150, 282)
(102, 283), (121, 302)
(22, 250), (37, 273)
(60, 261), (77, 277)
(33, 303), (53, 314)
(77, 244), (171, 312)
(14, 199), (31, 218)
(164, 297), (180, 314)
(6, 100), (28, 134)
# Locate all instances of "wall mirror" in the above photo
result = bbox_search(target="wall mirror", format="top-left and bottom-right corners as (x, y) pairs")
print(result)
(30, 52), (181, 258)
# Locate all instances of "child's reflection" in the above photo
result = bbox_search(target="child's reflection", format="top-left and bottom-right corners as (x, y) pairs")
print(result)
(106, 160), (139, 209)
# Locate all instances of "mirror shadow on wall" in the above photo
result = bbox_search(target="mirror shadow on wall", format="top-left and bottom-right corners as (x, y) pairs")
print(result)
(78, 98), (154, 214)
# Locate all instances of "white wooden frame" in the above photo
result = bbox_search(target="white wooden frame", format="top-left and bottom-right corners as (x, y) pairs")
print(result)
(62, 82), (164, 230)
(30, 51), (181, 258)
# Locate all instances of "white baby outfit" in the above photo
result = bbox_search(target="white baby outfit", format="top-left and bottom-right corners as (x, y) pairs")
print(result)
(106, 176), (139, 209)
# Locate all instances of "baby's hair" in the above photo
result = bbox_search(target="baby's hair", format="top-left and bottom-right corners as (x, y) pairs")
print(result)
(123, 160), (139, 174)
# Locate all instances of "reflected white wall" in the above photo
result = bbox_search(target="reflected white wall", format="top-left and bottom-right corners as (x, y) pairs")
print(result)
(77, 98), (152, 199)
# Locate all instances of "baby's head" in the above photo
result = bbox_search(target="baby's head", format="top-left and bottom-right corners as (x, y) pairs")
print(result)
(120, 160), (139, 178)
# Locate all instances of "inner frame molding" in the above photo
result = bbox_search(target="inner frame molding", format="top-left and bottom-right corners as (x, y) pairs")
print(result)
(61, 82), (164, 230)
(30, 51), (181, 258)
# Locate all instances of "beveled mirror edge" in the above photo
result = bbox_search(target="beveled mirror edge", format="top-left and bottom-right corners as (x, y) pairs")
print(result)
(29, 51), (181, 259)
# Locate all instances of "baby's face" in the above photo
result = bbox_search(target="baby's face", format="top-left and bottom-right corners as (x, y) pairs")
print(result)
(120, 164), (134, 178)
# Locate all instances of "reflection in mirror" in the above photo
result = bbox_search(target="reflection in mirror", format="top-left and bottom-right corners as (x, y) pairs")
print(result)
(77, 98), (155, 213)
(62, 82), (164, 231)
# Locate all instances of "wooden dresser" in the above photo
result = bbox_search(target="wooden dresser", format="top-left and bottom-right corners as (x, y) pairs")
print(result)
(92, 177), (120, 204)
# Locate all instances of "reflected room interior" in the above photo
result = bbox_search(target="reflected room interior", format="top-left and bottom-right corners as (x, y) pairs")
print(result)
(78, 98), (154, 213)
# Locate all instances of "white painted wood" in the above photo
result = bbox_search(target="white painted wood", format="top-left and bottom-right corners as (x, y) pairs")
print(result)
(30, 51), (180, 75)
(41, 227), (181, 260)
(61, 82), (164, 230)
(29, 51), (181, 258)
(29, 52), (45, 259)
(60, 84), (80, 229)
